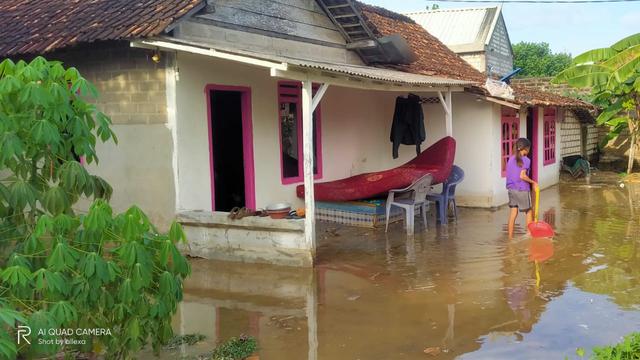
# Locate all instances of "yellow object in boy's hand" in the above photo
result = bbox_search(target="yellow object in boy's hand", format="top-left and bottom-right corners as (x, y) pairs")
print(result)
(296, 208), (305, 217)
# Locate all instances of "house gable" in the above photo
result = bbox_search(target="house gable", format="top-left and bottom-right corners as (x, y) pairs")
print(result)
(485, 14), (514, 76)
(405, 6), (515, 76)
(171, 0), (365, 65)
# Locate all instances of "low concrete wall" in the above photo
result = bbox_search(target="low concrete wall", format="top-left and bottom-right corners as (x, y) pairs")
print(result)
(177, 211), (311, 267)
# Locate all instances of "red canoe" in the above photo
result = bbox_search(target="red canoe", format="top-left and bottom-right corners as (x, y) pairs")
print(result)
(296, 136), (456, 201)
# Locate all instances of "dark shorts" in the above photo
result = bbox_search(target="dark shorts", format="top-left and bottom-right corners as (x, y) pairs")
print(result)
(508, 190), (531, 212)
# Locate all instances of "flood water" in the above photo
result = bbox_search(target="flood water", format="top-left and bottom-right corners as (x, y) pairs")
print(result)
(157, 172), (640, 359)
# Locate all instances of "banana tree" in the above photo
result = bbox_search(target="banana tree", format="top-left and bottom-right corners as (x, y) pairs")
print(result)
(553, 33), (640, 173)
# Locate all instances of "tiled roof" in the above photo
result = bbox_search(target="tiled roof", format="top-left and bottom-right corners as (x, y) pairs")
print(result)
(356, 2), (485, 83)
(356, 2), (593, 109)
(510, 85), (595, 109)
(0, 0), (203, 57)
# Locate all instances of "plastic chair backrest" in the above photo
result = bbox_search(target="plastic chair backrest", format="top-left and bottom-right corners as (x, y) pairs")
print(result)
(409, 174), (434, 202)
(445, 165), (465, 197)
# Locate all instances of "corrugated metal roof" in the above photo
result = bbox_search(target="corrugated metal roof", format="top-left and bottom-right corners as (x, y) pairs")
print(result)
(405, 7), (499, 52)
(286, 58), (473, 86)
(147, 37), (474, 87)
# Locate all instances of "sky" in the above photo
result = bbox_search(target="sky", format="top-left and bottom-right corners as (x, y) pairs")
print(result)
(365, 0), (640, 57)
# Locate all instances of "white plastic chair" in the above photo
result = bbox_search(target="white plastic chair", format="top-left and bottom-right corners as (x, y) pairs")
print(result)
(385, 174), (433, 235)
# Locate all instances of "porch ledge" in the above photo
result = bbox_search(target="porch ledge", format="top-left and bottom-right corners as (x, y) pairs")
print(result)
(177, 210), (311, 267)
(177, 210), (304, 232)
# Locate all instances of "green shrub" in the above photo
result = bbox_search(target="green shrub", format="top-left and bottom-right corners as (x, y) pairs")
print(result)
(211, 335), (257, 360)
(592, 332), (640, 360)
(0, 57), (190, 359)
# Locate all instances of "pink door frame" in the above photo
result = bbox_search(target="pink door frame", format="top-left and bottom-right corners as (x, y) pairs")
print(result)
(205, 84), (256, 211)
(530, 107), (539, 182)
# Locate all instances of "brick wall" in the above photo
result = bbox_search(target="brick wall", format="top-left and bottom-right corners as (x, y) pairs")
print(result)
(49, 41), (168, 125)
(560, 111), (582, 157)
(511, 77), (591, 99)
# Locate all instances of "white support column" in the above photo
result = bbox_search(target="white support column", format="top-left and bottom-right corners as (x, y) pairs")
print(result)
(306, 276), (318, 360)
(311, 83), (329, 112)
(301, 80), (316, 257)
(446, 88), (453, 137)
(438, 89), (453, 137)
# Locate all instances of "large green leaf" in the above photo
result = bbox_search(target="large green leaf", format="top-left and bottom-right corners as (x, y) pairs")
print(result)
(572, 47), (617, 65)
(1, 265), (32, 287)
(602, 45), (640, 88)
(595, 97), (625, 124)
(47, 242), (79, 271)
(50, 301), (78, 325)
(552, 64), (611, 87)
(611, 32), (640, 52)
(0, 132), (24, 164)
(0, 306), (28, 327)
(58, 160), (92, 195)
(42, 186), (69, 215)
(30, 119), (61, 146)
(9, 180), (38, 211)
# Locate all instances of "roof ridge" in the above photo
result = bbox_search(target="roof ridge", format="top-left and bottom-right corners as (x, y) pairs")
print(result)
(404, 6), (499, 15)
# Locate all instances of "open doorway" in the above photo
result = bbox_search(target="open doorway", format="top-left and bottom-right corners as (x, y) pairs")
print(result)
(207, 85), (255, 212)
(526, 107), (539, 182)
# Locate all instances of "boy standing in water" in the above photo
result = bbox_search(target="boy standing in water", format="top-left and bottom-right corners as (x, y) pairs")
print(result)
(506, 138), (538, 238)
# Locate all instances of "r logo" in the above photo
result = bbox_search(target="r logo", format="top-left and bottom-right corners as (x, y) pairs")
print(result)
(17, 325), (31, 345)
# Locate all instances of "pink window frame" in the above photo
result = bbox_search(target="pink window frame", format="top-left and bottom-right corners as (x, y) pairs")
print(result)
(500, 107), (520, 177)
(205, 84), (256, 211)
(543, 107), (556, 166)
(277, 81), (323, 185)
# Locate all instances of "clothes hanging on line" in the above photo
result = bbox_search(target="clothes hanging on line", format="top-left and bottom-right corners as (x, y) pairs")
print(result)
(390, 93), (426, 159)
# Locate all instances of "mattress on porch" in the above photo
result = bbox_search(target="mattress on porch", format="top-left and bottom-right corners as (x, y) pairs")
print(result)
(316, 199), (405, 228)
(297, 136), (456, 202)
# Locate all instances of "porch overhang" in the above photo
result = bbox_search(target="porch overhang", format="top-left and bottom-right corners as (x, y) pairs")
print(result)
(131, 38), (473, 93)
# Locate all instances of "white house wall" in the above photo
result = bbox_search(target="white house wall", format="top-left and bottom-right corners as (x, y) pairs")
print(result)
(174, 54), (422, 212)
(175, 53), (563, 213)
(423, 94), (497, 207)
(536, 107), (561, 189)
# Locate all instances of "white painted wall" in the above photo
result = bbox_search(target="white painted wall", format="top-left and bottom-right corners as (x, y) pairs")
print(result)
(87, 124), (176, 227)
(175, 53), (423, 212)
(423, 94), (497, 207)
(174, 53), (560, 212)
(536, 107), (561, 190)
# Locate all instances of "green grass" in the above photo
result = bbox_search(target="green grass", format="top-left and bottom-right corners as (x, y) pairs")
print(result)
(591, 332), (640, 360)
(164, 334), (207, 350)
(211, 335), (257, 360)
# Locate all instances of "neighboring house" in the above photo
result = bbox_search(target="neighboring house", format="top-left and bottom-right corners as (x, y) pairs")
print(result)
(0, 0), (592, 267)
(512, 77), (604, 163)
(406, 6), (513, 77)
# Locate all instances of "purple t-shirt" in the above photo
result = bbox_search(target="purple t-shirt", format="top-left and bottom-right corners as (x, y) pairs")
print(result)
(506, 155), (531, 191)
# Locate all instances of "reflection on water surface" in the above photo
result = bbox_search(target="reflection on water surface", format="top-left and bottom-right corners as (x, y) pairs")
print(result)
(151, 173), (640, 359)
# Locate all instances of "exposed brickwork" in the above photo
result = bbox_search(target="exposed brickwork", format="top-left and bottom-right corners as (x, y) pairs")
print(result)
(560, 113), (582, 157)
(48, 42), (168, 125)
(512, 77), (591, 99)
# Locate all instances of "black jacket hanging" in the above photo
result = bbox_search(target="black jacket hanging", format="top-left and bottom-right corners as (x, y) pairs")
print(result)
(390, 93), (426, 159)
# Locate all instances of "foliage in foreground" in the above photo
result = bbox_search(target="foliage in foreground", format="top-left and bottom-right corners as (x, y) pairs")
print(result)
(553, 33), (640, 174)
(591, 332), (640, 360)
(0, 56), (190, 359)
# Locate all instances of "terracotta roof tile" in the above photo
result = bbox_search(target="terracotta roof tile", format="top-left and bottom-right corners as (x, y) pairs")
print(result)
(356, 2), (485, 83)
(0, 0), (203, 57)
(355, 2), (593, 109)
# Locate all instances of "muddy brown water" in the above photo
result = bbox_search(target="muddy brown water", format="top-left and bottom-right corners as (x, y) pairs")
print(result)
(149, 172), (640, 360)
